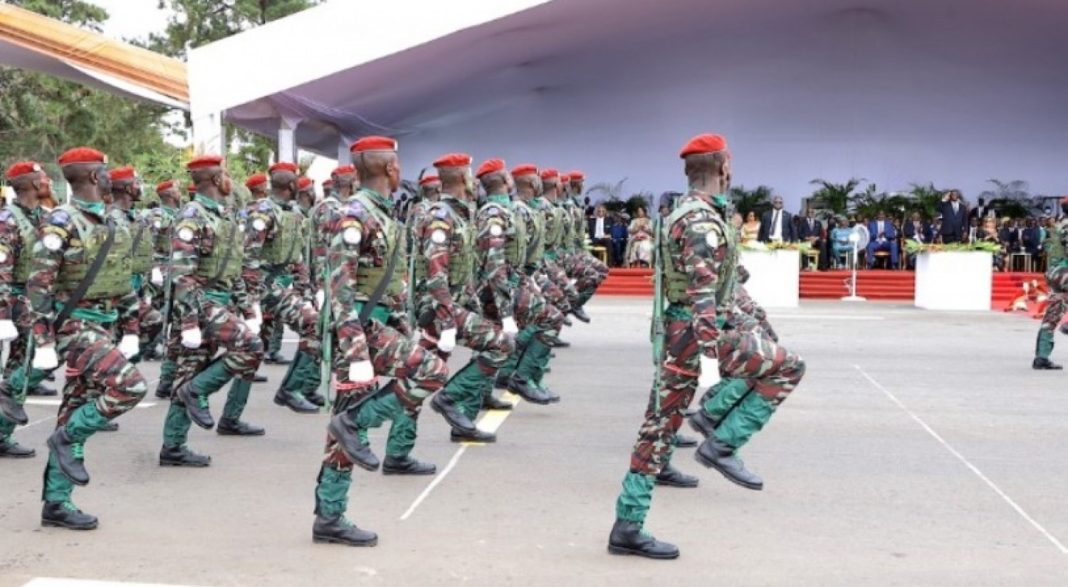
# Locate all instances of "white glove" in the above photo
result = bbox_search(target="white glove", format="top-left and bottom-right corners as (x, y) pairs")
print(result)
(315, 289), (325, 309)
(0, 319), (18, 342)
(32, 344), (58, 370)
(181, 327), (202, 349)
(244, 303), (262, 335)
(348, 360), (375, 385)
(437, 328), (457, 353)
(697, 354), (721, 388)
(150, 267), (164, 287)
(501, 317), (519, 336)
(118, 334), (140, 358)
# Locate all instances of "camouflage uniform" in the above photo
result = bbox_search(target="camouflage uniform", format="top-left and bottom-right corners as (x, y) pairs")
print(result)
(28, 201), (148, 515)
(534, 195), (580, 313)
(614, 189), (805, 526)
(245, 195), (321, 408)
(111, 205), (163, 358)
(314, 187), (449, 524)
(163, 194), (264, 452)
(1035, 218), (1068, 361)
(563, 194), (607, 306)
(416, 195), (514, 425)
(0, 202), (55, 449)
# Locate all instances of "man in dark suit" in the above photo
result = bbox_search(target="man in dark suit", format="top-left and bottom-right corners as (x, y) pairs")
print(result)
(1022, 218), (1042, 255)
(588, 205), (616, 265)
(969, 197), (991, 223)
(757, 195), (796, 243)
(903, 211), (932, 269)
(797, 208), (823, 269)
(937, 189), (968, 243)
(866, 211), (899, 268)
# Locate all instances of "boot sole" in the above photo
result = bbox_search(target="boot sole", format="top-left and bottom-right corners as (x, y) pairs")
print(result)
(273, 396), (318, 414)
(313, 534), (378, 547)
(159, 459), (211, 468)
(450, 434), (497, 444)
(429, 397), (477, 433)
(42, 518), (98, 531)
(327, 420), (380, 473)
(655, 478), (699, 488)
(607, 544), (679, 559)
(216, 429), (266, 436)
(507, 386), (552, 406)
(693, 451), (763, 491)
(382, 467), (437, 476)
(0, 451), (36, 459)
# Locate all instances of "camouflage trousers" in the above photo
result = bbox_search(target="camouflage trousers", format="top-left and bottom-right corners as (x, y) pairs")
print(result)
(171, 298), (263, 388)
(0, 295), (55, 441)
(627, 318), (805, 476)
(417, 302), (514, 371)
(137, 294), (163, 353)
(514, 275), (565, 346)
(563, 251), (607, 305)
(323, 317), (448, 472)
(541, 258), (580, 308)
(53, 318), (149, 424)
(532, 268), (572, 315)
(1036, 265), (1068, 359)
(262, 284), (320, 358)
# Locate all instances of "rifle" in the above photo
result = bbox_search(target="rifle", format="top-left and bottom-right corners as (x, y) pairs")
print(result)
(650, 216), (665, 413)
(319, 256), (333, 411)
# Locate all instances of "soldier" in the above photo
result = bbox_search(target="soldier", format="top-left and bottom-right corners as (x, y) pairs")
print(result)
(322, 178), (334, 199)
(246, 162), (322, 412)
(534, 169), (581, 324)
(26, 147), (148, 529)
(162, 155), (266, 465)
(608, 134), (805, 558)
(296, 176), (316, 215)
(406, 175), (440, 235)
(1032, 197), (1068, 369)
(245, 172), (287, 366)
(565, 170), (608, 311)
(410, 154), (514, 443)
(311, 136), (472, 546)
(150, 180), (181, 399)
(0, 161), (56, 458)
(107, 167), (163, 361)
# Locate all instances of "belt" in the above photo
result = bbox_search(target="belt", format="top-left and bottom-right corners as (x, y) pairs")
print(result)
(352, 301), (390, 325)
(204, 290), (233, 305)
(55, 301), (118, 324)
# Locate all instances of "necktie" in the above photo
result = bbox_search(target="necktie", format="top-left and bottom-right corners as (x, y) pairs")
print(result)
(773, 211), (780, 236)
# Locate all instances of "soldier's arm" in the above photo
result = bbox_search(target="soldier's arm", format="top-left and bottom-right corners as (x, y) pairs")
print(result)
(0, 215), (19, 321)
(676, 215), (724, 355)
(329, 209), (373, 364)
(242, 202), (273, 298)
(476, 207), (514, 319)
(27, 213), (71, 348)
(170, 211), (206, 331)
(421, 213), (458, 331)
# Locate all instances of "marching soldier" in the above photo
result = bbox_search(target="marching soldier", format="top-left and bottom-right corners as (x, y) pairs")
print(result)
(312, 136), (472, 546)
(22, 147), (148, 529)
(246, 162), (323, 412)
(608, 134), (805, 558)
(412, 154), (514, 443)
(163, 155), (267, 466)
(245, 171), (289, 366)
(565, 170), (607, 311)
(1032, 198), (1068, 369)
(0, 161), (56, 458)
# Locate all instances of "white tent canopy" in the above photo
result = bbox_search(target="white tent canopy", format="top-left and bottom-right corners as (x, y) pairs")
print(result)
(189, 0), (1068, 204)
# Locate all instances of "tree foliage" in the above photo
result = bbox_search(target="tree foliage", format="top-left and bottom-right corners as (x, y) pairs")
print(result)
(729, 185), (773, 218)
(809, 178), (864, 215)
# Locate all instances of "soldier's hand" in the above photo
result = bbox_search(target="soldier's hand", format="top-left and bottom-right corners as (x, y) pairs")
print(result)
(245, 303), (263, 335)
(118, 334), (140, 358)
(32, 344), (59, 370)
(437, 328), (457, 352)
(150, 267), (165, 287)
(697, 354), (721, 388)
(501, 317), (519, 336)
(181, 327), (203, 349)
(348, 360), (375, 386)
(0, 319), (17, 342)
(315, 289), (325, 309)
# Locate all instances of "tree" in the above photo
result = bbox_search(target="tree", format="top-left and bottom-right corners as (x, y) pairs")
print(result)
(810, 178), (864, 215)
(729, 185), (773, 218)
(978, 179), (1039, 218)
(906, 183), (944, 219)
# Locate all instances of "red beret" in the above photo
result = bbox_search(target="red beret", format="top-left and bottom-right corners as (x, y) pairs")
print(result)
(244, 173), (267, 189)
(156, 180), (175, 193)
(567, 170), (585, 181)
(322, 178), (334, 188)
(187, 184), (196, 194)
(186, 154), (224, 170)
(679, 133), (729, 158)
(559, 174), (570, 183)
(5, 161), (42, 179)
(58, 147), (107, 166)
(433, 153), (473, 169)
(297, 176), (314, 190)
(419, 175), (441, 186)
(476, 159), (505, 178)
(108, 166), (137, 182)
(511, 164), (538, 177)
(269, 161), (298, 175)
(332, 164), (356, 177)
(350, 136), (398, 153)
(540, 168), (559, 181)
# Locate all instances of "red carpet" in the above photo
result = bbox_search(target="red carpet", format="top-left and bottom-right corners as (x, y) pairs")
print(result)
(596, 267), (1046, 309)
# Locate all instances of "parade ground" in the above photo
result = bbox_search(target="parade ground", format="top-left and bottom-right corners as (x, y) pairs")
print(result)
(1, 298), (1067, 586)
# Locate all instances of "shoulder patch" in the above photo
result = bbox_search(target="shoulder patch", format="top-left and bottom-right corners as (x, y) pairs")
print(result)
(0, 210), (11, 222)
(433, 207), (449, 220)
(49, 210), (70, 226)
(482, 205), (500, 217)
(345, 200), (364, 217)
(182, 206), (198, 218)
(257, 200), (272, 212)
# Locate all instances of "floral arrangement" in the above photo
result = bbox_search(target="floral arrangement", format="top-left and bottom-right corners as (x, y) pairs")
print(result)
(739, 241), (813, 253)
(903, 240), (1001, 255)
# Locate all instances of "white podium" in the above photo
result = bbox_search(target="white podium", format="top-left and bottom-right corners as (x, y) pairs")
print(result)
(914, 251), (992, 311)
(738, 249), (800, 308)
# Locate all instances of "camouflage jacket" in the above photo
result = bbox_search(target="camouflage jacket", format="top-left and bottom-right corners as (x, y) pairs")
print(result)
(476, 194), (515, 319)
(309, 195), (343, 290)
(144, 205), (177, 263)
(413, 196), (475, 330)
(244, 195), (311, 298)
(0, 202), (40, 320)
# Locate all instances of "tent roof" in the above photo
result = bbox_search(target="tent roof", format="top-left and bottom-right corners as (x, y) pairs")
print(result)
(0, 4), (187, 109)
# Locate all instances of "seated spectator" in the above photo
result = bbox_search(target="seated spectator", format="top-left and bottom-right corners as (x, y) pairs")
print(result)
(588, 204), (614, 262)
(998, 218), (1015, 251)
(966, 216), (980, 244)
(976, 217), (1005, 271)
(830, 217), (853, 268)
(866, 211), (899, 269)
(798, 208), (823, 270)
(903, 212), (933, 269)
(740, 211), (761, 244)
(625, 207), (653, 267)
(1023, 217), (1041, 256)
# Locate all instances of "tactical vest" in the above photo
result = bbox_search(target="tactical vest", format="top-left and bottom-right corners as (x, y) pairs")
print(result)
(414, 203), (476, 289)
(191, 203), (244, 283)
(543, 204), (562, 249)
(55, 208), (133, 300)
(353, 192), (407, 299)
(262, 204), (303, 265)
(571, 202), (585, 247)
(501, 203), (528, 268)
(9, 205), (37, 285)
(149, 209), (174, 260)
(660, 198), (736, 306)
(129, 215), (155, 274)
(523, 201), (546, 266)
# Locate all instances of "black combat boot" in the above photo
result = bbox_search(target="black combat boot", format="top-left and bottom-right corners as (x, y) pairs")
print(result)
(46, 428), (89, 486)
(100, 421), (119, 432)
(264, 351), (292, 365)
(216, 418), (265, 436)
(159, 444), (211, 467)
(274, 389), (318, 414)
(0, 438), (35, 458)
(674, 433), (698, 448)
(571, 306), (591, 323)
(688, 409), (719, 439)
(28, 383), (57, 397)
(607, 520), (679, 559)
(0, 389), (27, 425)
(176, 381), (215, 429)
(326, 412), (380, 472)
(694, 437), (763, 491)
(303, 390), (327, 407)
(382, 455), (436, 476)
(253, 372), (268, 383)
(312, 515), (377, 547)
(41, 501), (98, 530)
(154, 378), (173, 399)
(505, 376), (552, 405)
(482, 393), (513, 411)
(1033, 357), (1063, 370)
(551, 338), (571, 348)
(430, 392), (477, 434)
(450, 428), (497, 443)
(655, 464), (699, 488)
